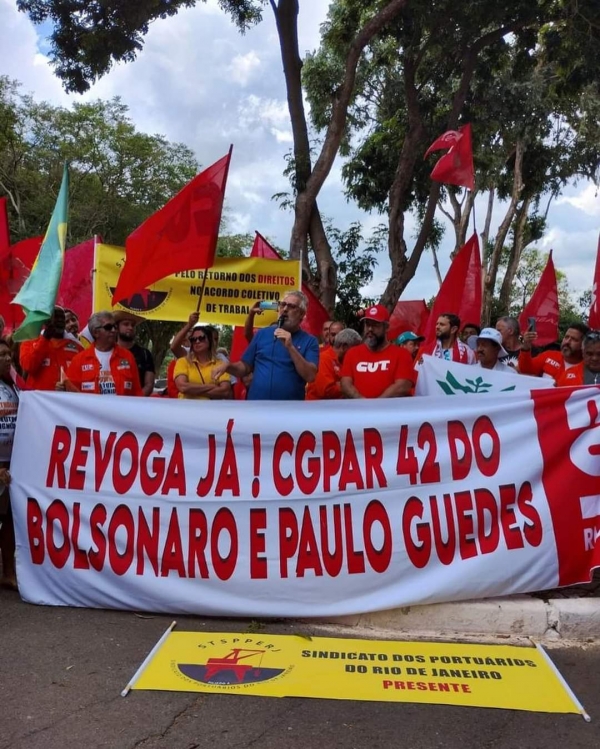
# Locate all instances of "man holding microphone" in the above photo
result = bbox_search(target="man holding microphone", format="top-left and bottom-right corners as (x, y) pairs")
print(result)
(212, 290), (319, 400)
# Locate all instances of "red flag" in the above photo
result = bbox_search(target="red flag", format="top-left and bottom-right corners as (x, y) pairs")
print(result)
(426, 124), (475, 191)
(0, 236), (44, 332)
(251, 231), (280, 260)
(388, 300), (430, 340)
(57, 238), (97, 324)
(249, 231), (329, 337)
(589, 234), (600, 329)
(519, 251), (559, 346)
(422, 233), (482, 345)
(112, 147), (232, 304)
(301, 283), (330, 338)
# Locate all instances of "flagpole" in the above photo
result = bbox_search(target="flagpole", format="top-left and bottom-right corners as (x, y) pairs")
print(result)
(195, 268), (210, 314)
(91, 235), (98, 314)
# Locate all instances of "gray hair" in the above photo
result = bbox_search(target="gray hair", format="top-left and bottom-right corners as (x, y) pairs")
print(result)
(583, 330), (600, 351)
(334, 328), (362, 348)
(497, 316), (520, 336)
(88, 311), (114, 333)
(284, 290), (308, 312)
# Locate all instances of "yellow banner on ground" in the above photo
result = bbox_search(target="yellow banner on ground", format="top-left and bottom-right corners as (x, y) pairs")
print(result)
(131, 631), (584, 715)
(93, 243), (300, 326)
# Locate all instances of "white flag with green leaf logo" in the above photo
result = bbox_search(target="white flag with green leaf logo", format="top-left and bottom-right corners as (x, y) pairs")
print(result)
(416, 355), (555, 396)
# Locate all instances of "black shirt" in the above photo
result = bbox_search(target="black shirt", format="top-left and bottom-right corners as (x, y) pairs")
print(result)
(130, 343), (155, 386)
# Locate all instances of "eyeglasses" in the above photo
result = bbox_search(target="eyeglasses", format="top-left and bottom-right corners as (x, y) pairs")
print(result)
(98, 323), (117, 332)
(279, 301), (300, 310)
(190, 335), (207, 343)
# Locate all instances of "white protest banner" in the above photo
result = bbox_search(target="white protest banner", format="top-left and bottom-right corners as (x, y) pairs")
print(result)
(416, 355), (555, 396)
(10, 388), (600, 616)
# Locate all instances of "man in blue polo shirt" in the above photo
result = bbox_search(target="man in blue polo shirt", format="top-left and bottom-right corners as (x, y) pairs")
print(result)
(212, 290), (319, 400)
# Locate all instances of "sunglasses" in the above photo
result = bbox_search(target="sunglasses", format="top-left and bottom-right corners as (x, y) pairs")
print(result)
(190, 335), (207, 343)
(99, 323), (117, 332)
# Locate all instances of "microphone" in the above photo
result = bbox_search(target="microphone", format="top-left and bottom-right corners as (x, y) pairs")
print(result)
(275, 314), (286, 338)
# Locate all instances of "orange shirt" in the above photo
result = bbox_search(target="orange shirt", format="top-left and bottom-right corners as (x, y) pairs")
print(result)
(556, 363), (585, 387)
(306, 346), (342, 400)
(517, 349), (565, 381)
(66, 345), (142, 396)
(20, 336), (83, 391)
(340, 344), (414, 398)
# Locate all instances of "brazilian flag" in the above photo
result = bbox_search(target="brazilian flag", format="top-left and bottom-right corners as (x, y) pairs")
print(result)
(12, 164), (69, 342)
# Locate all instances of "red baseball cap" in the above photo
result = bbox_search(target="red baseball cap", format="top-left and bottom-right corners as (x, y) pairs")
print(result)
(362, 304), (390, 323)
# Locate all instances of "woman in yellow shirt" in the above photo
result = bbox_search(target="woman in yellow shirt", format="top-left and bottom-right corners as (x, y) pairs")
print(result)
(173, 326), (232, 400)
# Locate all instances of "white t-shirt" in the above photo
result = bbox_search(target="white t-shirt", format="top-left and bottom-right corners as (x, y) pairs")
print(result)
(0, 380), (19, 462)
(94, 349), (116, 395)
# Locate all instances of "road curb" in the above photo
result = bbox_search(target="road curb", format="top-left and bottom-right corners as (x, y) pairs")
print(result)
(307, 596), (600, 642)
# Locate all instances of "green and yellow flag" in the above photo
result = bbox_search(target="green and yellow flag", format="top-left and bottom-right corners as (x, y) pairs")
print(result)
(11, 164), (69, 341)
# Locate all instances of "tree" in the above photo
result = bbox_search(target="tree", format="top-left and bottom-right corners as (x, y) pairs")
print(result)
(304, 0), (600, 316)
(0, 77), (198, 245)
(0, 79), (200, 371)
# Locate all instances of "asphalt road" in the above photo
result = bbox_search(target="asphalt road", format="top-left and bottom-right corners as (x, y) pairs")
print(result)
(1, 588), (598, 749)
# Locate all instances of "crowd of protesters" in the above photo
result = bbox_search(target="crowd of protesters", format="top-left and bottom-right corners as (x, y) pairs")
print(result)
(0, 290), (599, 589)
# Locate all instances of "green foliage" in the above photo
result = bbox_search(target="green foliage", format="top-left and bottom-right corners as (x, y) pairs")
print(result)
(327, 221), (383, 325)
(304, 0), (600, 310)
(17, 0), (268, 93)
(0, 78), (198, 245)
(217, 232), (254, 258)
(578, 289), (592, 325)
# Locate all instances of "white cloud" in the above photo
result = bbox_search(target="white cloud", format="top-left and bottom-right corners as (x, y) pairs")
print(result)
(272, 128), (293, 143)
(228, 51), (262, 86)
(0, 0), (69, 105)
(556, 184), (600, 216)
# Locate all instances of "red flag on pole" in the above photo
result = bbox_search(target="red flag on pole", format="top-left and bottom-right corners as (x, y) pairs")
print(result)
(519, 251), (559, 346)
(425, 124), (475, 191)
(251, 231), (280, 260)
(57, 238), (97, 324)
(422, 233), (482, 345)
(301, 283), (330, 338)
(0, 236), (44, 332)
(589, 234), (600, 329)
(112, 147), (233, 304)
(388, 300), (430, 341)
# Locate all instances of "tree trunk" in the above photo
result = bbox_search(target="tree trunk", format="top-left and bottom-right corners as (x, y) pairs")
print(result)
(482, 139), (524, 325)
(457, 189), (476, 251)
(480, 187), (495, 255)
(288, 0), (410, 301)
(497, 194), (533, 315)
(272, 0), (337, 310)
(380, 36), (485, 308)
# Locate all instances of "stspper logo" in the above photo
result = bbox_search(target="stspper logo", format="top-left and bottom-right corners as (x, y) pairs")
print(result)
(177, 637), (291, 687)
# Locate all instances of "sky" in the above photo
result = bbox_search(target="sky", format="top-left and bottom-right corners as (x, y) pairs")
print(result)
(0, 0), (598, 305)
